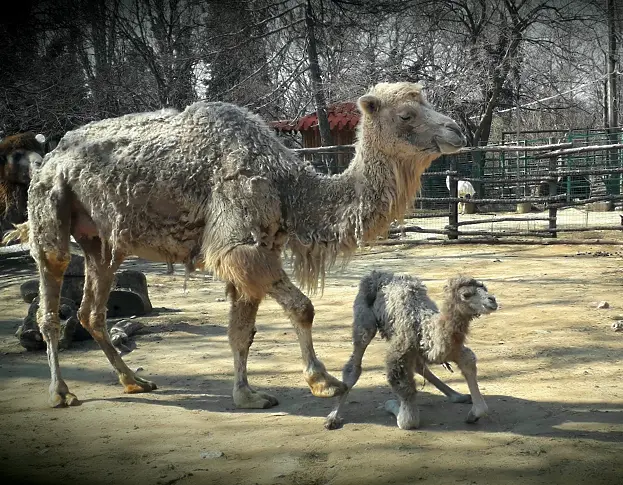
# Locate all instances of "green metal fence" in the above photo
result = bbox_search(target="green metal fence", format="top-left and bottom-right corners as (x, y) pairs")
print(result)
(294, 129), (623, 242)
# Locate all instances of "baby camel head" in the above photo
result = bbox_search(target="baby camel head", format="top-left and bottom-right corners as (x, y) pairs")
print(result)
(444, 276), (498, 318)
(357, 82), (466, 156)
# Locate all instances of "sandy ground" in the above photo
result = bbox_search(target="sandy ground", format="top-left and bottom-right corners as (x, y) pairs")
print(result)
(1, 242), (622, 485)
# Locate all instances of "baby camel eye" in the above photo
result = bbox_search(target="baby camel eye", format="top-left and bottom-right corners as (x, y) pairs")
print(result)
(399, 114), (412, 121)
(462, 291), (475, 299)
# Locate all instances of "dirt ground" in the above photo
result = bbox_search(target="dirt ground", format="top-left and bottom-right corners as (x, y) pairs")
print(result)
(1, 242), (622, 485)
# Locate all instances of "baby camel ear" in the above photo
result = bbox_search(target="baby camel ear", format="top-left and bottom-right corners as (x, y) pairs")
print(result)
(358, 94), (382, 116)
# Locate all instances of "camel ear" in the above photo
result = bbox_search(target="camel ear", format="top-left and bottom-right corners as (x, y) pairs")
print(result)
(358, 95), (381, 116)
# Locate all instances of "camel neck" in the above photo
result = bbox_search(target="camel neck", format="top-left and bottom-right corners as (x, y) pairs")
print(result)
(283, 144), (437, 293)
(438, 304), (473, 347)
(341, 142), (436, 242)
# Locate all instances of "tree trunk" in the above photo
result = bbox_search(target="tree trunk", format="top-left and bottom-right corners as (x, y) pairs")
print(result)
(606, 0), (618, 130)
(305, 0), (335, 171)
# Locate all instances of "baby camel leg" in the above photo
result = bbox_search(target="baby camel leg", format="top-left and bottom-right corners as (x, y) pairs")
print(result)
(415, 362), (472, 404)
(384, 349), (419, 430)
(325, 307), (378, 429)
(78, 240), (156, 393)
(455, 346), (488, 423)
(268, 271), (346, 398)
(227, 283), (278, 409)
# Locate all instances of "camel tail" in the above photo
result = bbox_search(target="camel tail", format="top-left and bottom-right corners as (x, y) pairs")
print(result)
(2, 221), (30, 245)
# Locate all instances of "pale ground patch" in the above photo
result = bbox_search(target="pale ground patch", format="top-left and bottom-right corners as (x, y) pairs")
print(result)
(0, 242), (622, 485)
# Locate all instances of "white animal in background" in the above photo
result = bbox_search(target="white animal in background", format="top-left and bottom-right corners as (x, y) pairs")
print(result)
(446, 176), (476, 214)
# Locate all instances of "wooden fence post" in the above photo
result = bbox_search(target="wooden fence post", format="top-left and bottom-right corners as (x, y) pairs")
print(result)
(548, 156), (558, 238)
(448, 159), (459, 240)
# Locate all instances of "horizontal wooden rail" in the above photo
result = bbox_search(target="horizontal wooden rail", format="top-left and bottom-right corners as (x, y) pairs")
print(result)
(416, 194), (568, 204)
(372, 238), (623, 247)
(453, 216), (554, 226)
(541, 143), (623, 157)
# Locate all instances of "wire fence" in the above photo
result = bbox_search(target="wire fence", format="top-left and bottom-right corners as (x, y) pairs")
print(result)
(293, 130), (623, 244)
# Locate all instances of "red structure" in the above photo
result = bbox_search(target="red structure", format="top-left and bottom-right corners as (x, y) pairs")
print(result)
(270, 102), (360, 148)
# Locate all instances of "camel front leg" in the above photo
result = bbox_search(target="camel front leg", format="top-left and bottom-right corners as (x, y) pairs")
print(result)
(268, 272), (346, 398)
(385, 349), (420, 430)
(227, 284), (278, 409)
(415, 362), (472, 404)
(455, 346), (488, 423)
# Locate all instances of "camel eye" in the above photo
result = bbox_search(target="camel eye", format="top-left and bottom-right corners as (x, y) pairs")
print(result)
(399, 114), (411, 121)
(462, 291), (475, 299)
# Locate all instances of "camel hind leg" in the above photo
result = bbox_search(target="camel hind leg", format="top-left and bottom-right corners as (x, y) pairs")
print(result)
(28, 176), (78, 407)
(227, 283), (278, 409)
(76, 237), (157, 394)
(415, 363), (472, 404)
(325, 304), (378, 430)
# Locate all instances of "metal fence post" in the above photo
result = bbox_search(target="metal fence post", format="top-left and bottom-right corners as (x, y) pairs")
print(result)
(448, 157), (459, 240)
(548, 156), (558, 238)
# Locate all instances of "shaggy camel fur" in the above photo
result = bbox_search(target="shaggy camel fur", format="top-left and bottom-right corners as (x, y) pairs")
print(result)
(20, 82), (465, 409)
(325, 271), (497, 430)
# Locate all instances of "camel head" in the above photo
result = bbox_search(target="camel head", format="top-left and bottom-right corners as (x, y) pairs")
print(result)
(357, 82), (466, 156)
(0, 132), (46, 185)
(444, 276), (498, 317)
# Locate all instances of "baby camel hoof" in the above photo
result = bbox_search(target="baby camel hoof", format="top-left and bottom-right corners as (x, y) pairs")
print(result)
(123, 375), (157, 394)
(49, 391), (81, 408)
(305, 372), (347, 398)
(324, 413), (343, 430)
(384, 399), (400, 416)
(385, 400), (420, 430)
(234, 389), (279, 409)
(466, 410), (484, 424)
(449, 393), (472, 404)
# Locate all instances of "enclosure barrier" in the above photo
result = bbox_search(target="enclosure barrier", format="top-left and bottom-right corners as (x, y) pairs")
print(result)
(293, 133), (623, 244)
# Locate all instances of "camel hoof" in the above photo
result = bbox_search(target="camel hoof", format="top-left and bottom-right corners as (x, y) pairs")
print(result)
(49, 391), (81, 408)
(305, 372), (347, 398)
(324, 415), (343, 430)
(123, 375), (157, 394)
(233, 388), (279, 409)
(384, 399), (400, 416)
(466, 410), (481, 424)
(449, 393), (472, 404)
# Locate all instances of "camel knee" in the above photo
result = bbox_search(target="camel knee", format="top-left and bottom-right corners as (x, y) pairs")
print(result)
(228, 323), (256, 349)
(386, 359), (417, 400)
(457, 347), (477, 374)
(41, 251), (70, 279)
(36, 310), (61, 342)
(78, 311), (108, 340)
(227, 289), (260, 349)
(342, 359), (362, 388)
(267, 273), (315, 327)
(282, 294), (314, 328)
(296, 298), (315, 328)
